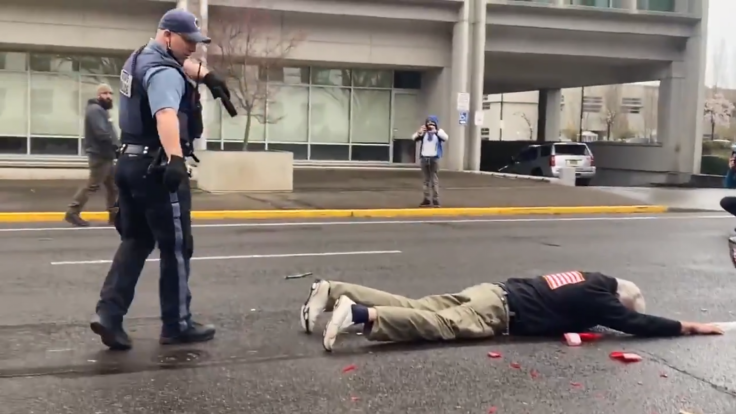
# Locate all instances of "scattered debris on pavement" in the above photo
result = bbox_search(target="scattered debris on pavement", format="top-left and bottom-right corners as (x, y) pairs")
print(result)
(609, 351), (643, 363)
(487, 352), (502, 359)
(510, 362), (521, 369)
(342, 364), (357, 374)
(285, 272), (313, 280)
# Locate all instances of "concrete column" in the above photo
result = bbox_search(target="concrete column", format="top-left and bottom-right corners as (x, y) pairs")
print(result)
(621, 0), (636, 11)
(656, 0), (707, 180)
(537, 92), (547, 142)
(446, 0), (470, 171)
(177, 0), (188, 10)
(553, 0), (563, 5)
(536, 89), (561, 142)
(467, 0), (486, 171)
(197, 0), (210, 151)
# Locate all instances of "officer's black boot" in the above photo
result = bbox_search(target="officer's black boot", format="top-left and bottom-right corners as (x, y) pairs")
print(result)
(90, 313), (132, 351)
(160, 321), (216, 345)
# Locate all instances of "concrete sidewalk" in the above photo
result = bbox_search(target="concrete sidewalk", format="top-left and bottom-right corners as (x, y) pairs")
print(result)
(0, 169), (650, 213)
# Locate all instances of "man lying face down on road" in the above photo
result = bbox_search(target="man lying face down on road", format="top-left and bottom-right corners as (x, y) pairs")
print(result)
(300, 271), (724, 351)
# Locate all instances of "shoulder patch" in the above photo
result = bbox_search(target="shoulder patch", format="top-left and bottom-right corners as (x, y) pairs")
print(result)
(120, 69), (132, 97)
(542, 271), (585, 290)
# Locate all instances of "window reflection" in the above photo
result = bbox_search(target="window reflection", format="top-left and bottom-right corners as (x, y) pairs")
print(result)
(0, 52), (424, 160)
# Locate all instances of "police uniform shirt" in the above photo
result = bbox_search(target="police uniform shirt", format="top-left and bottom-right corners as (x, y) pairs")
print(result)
(123, 41), (187, 124)
(503, 271), (682, 337)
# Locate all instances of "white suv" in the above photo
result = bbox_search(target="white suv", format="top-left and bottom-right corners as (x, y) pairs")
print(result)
(501, 142), (596, 186)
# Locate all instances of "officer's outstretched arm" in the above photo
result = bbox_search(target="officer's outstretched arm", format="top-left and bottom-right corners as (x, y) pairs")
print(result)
(144, 67), (186, 159)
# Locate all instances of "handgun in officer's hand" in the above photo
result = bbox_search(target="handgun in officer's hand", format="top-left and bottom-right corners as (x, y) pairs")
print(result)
(203, 72), (237, 117)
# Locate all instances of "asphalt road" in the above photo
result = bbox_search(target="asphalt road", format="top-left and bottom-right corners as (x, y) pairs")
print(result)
(0, 213), (735, 414)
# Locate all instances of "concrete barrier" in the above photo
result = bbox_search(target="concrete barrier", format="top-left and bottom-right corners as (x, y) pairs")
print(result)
(195, 150), (294, 193)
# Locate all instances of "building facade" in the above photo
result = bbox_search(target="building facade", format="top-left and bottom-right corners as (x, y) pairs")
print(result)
(0, 0), (709, 184)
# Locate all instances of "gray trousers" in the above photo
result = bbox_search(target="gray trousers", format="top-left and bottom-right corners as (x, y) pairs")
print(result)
(420, 157), (440, 202)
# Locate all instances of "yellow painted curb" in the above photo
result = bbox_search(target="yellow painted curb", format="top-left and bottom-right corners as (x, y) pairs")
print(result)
(0, 205), (668, 223)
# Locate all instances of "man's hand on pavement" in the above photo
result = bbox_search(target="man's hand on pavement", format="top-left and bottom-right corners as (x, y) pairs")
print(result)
(681, 322), (724, 335)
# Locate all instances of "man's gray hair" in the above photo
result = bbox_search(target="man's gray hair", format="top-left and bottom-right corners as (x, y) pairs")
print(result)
(615, 278), (646, 313)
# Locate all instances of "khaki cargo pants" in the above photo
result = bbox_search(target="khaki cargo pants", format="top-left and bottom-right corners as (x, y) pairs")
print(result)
(326, 281), (509, 342)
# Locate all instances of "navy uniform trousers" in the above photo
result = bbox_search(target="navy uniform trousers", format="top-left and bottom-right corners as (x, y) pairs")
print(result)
(97, 151), (194, 335)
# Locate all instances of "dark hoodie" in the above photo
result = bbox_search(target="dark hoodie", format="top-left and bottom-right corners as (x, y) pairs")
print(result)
(83, 98), (119, 160)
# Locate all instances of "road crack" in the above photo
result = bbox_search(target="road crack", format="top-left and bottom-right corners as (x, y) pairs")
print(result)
(637, 349), (736, 398)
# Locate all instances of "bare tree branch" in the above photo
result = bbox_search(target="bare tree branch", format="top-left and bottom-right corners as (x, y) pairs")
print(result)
(209, 8), (305, 150)
(601, 85), (624, 140)
(514, 112), (534, 140)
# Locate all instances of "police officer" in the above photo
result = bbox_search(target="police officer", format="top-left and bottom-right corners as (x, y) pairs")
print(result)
(90, 8), (231, 350)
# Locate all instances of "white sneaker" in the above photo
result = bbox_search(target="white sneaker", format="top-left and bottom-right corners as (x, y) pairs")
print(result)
(323, 295), (356, 352)
(300, 280), (330, 334)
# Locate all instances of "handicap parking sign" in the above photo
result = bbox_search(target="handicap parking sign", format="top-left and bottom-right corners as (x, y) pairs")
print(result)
(459, 111), (468, 125)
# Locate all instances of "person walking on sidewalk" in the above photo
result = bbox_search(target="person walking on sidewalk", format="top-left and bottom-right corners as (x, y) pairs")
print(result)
(413, 115), (448, 207)
(65, 83), (120, 227)
(300, 272), (723, 352)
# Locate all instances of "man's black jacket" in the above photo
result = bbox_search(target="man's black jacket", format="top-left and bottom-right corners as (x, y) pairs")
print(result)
(504, 271), (682, 337)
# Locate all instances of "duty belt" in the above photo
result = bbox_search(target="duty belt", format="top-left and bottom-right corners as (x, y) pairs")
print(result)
(495, 282), (516, 336)
(119, 144), (158, 157)
(120, 144), (200, 163)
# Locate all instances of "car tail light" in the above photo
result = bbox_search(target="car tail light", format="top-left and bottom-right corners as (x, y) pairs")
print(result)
(589, 155), (595, 166)
(549, 156), (556, 167)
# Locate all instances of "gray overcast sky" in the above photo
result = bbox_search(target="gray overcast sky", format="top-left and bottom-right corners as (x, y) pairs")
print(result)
(705, 0), (734, 87)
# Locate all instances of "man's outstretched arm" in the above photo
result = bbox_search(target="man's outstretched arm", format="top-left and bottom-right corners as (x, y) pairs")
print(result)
(593, 293), (723, 337)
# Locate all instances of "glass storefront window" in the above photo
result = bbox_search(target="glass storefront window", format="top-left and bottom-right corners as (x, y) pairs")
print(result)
(79, 56), (126, 76)
(351, 90), (391, 144)
(268, 86), (309, 142)
(30, 73), (80, 136)
(0, 72), (28, 136)
(268, 66), (309, 84)
(202, 88), (221, 141)
(311, 68), (351, 87)
(30, 53), (78, 73)
(0, 52), (27, 71)
(310, 87), (350, 143)
(352, 69), (392, 88)
(637, 0), (674, 11)
(0, 50), (422, 161)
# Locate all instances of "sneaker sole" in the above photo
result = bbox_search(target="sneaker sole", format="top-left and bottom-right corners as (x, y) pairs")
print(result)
(323, 296), (351, 352)
(90, 321), (131, 351)
(300, 280), (326, 334)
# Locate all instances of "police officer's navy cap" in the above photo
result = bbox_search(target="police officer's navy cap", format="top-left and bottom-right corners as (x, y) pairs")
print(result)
(159, 9), (211, 44)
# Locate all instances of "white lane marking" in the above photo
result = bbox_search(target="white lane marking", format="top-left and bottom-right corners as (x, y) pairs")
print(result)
(50, 249), (402, 266)
(0, 214), (731, 233)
